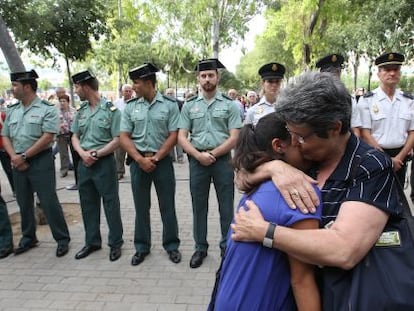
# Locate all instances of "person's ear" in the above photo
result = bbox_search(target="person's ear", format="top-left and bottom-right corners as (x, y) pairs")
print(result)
(271, 138), (286, 154)
(331, 121), (342, 134)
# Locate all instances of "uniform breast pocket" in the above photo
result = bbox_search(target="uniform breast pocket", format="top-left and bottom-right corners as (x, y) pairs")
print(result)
(27, 117), (43, 137)
(212, 109), (229, 119)
(8, 120), (19, 137)
(153, 112), (168, 127)
(96, 118), (111, 135)
(131, 114), (146, 133)
(78, 118), (87, 132)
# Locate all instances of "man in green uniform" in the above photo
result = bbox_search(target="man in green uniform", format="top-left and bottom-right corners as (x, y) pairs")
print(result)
(178, 59), (242, 268)
(120, 63), (181, 266)
(71, 70), (123, 262)
(2, 70), (70, 257)
(0, 194), (13, 259)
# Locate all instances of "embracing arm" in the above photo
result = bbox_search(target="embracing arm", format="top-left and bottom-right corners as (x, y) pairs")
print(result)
(232, 200), (388, 270)
(288, 219), (321, 311)
(235, 160), (319, 212)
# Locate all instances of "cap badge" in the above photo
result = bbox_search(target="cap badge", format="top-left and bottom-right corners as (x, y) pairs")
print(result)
(389, 54), (394, 60)
(332, 55), (337, 62)
(271, 64), (278, 71)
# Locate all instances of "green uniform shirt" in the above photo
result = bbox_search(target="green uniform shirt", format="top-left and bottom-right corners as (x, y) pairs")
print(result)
(71, 97), (120, 150)
(178, 91), (242, 149)
(1, 97), (58, 153)
(120, 91), (180, 151)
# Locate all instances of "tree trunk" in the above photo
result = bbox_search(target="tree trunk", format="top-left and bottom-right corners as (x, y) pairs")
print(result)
(367, 63), (372, 92)
(0, 15), (25, 72)
(212, 19), (220, 58)
(64, 55), (75, 108)
(353, 54), (360, 91)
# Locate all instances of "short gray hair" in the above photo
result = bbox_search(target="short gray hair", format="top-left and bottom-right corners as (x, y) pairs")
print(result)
(275, 71), (352, 137)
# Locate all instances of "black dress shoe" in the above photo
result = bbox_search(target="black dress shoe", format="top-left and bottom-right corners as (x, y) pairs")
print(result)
(14, 240), (39, 255)
(131, 252), (149, 266)
(74, 245), (101, 259)
(56, 244), (69, 257)
(189, 250), (207, 268)
(109, 247), (122, 261)
(167, 250), (181, 264)
(0, 247), (13, 259)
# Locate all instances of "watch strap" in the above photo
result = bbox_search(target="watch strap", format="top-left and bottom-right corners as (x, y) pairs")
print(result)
(263, 222), (276, 248)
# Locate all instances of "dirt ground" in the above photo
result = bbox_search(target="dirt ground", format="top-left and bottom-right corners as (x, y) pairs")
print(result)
(9, 203), (81, 242)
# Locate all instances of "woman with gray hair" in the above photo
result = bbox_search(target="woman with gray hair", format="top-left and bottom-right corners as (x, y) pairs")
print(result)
(231, 71), (414, 310)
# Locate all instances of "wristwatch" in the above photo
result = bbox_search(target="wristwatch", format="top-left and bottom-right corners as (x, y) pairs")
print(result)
(263, 222), (277, 248)
(21, 152), (27, 161)
(91, 151), (98, 158)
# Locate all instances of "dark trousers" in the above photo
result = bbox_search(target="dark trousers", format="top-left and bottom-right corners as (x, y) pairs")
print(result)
(57, 134), (71, 173)
(78, 154), (123, 248)
(13, 150), (70, 246)
(383, 148), (408, 188)
(0, 150), (14, 192)
(130, 156), (180, 253)
(189, 153), (234, 251)
(69, 133), (80, 184)
(0, 195), (12, 250)
(114, 147), (126, 175)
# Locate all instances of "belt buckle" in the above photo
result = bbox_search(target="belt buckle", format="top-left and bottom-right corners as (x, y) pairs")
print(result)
(144, 152), (154, 158)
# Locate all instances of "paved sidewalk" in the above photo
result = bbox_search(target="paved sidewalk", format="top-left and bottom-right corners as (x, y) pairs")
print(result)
(0, 157), (241, 311)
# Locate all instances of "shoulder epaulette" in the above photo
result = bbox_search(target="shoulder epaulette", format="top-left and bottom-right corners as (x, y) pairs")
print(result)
(126, 97), (136, 104)
(106, 101), (117, 112)
(162, 94), (176, 102)
(79, 102), (88, 109)
(186, 95), (197, 102)
(222, 94), (232, 100)
(41, 99), (54, 106)
(402, 92), (414, 100)
(363, 91), (374, 98)
(7, 102), (19, 108)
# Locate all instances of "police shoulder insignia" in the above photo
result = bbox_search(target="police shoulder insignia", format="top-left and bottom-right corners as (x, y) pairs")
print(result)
(402, 92), (414, 100)
(41, 99), (54, 106)
(363, 91), (374, 98)
(106, 101), (117, 111)
(126, 97), (136, 104)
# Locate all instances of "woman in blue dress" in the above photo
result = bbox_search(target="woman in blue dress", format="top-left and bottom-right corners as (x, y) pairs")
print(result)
(210, 112), (321, 311)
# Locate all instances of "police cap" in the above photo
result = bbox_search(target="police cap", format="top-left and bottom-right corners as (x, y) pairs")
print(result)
(10, 69), (39, 82)
(129, 63), (159, 80)
(195, 58), (226, 72)
(258, 63), (286, 80)
(315, 54), (344, 71)
(71, 70), (96, 84)
(375, 52), (404, 67)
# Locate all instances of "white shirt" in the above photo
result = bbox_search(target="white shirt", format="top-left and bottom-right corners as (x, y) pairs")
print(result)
(244, 98), (275, 126)
(114, 97), (127, 112)
(359, 87), (414, 149)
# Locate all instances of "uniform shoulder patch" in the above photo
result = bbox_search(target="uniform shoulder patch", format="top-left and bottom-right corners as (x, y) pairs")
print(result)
(222, 94), (233, 100)
(363, 91), (374, 98)
(402, 92), (414, 100)
(106, 101), (117, 111)
(41, 99), (54, 106)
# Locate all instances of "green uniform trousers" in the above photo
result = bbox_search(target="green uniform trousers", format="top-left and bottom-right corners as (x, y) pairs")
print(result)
(189, 153), (235, 251)
(13, 150), (70, 247)
(0, 195), (13, 250)
(130, 156), (180, 253)
(78, 154), (123, 248)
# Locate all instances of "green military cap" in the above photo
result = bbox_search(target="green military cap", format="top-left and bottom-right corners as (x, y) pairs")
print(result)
(10, 69), (39, 82)
(71, 70), (96, 84)
(375, 52), (404, 67)
(258, 62), (286, 80)
(315, 54), (344, 71)
(129, 63), (159, 80)
(195, 58), (226, 72)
